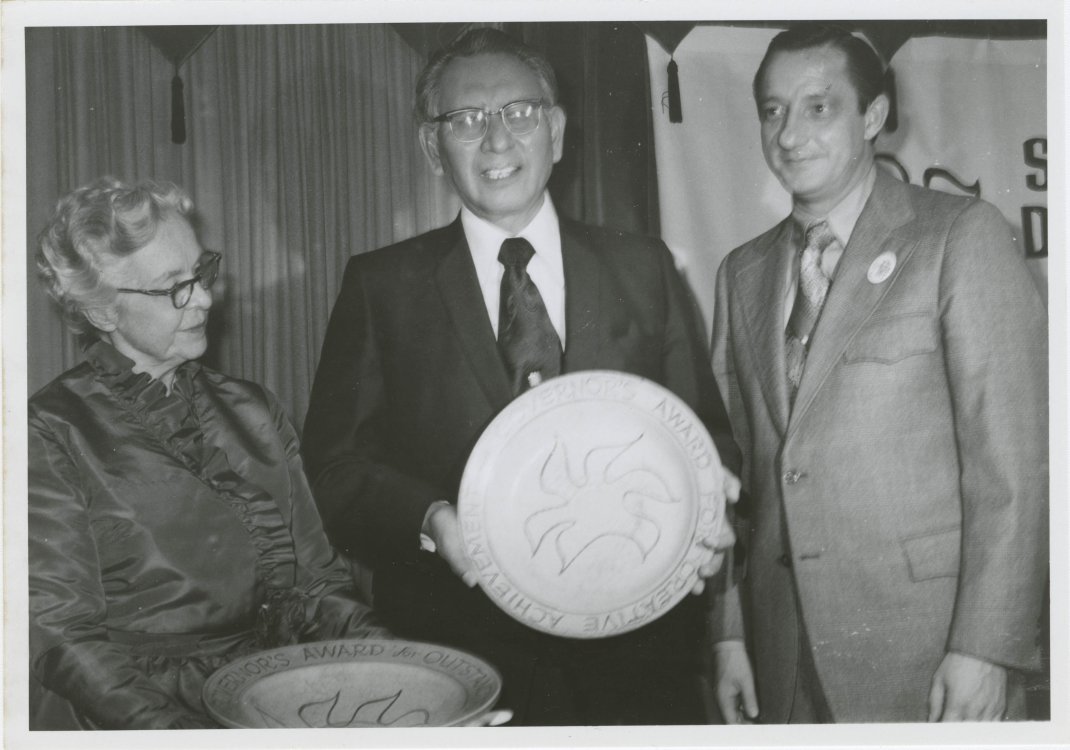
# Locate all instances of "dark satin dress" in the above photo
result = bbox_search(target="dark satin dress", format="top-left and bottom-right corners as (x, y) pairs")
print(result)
(28, 341), (389, 730)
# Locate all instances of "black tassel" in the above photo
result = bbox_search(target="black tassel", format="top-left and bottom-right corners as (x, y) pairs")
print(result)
(171, 74), (186, 144)
(667, 58), (682, 123)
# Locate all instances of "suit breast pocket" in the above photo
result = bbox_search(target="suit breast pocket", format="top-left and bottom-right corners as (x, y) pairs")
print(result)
(843, 311), (938, 365)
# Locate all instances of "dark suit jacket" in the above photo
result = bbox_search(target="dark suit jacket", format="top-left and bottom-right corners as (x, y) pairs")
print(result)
(711, 171), (1048, 722)
(303, 215), (739, 694)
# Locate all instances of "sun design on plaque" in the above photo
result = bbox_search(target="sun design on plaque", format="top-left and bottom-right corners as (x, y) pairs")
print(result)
(265, 688), (432, 728)
(523, 434), (679, 573)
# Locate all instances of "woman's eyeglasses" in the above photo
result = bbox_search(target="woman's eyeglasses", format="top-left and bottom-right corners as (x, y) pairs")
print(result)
(116, 250), (221, 309)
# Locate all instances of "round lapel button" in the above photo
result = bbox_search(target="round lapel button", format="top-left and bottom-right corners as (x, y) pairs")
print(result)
(867, 251), (897, 284)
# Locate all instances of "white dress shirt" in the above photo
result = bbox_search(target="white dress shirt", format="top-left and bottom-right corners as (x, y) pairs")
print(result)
(421, 195), (568, 551)
(461, 193), (567, 346)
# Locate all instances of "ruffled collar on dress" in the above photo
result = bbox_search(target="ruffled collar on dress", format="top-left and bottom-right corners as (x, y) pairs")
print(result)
(84, 338), (202, 407)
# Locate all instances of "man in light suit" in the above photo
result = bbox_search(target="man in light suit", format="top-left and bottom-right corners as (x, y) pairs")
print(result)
(710, 24), (1048, 723)
(303, 28), (741, 725)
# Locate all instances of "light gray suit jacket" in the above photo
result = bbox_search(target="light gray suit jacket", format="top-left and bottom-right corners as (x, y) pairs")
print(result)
(710, 170), (1048, 722)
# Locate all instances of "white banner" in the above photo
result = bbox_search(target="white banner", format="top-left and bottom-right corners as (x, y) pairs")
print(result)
(648, 26), (1048, 334)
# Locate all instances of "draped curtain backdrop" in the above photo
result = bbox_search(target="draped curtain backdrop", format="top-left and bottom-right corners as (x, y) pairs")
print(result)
(26, 25), (455, 422)
(25, 22), (656, 425)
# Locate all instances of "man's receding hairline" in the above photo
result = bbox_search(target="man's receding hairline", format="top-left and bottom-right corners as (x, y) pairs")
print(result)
(433, 51), (555, 113)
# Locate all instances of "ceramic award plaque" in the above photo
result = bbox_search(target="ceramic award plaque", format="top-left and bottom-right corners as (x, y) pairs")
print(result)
(202, 639), (501, 728)
(458, 370), (725, 638)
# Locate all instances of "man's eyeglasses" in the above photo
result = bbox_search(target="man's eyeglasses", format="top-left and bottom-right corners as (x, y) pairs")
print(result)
(432, 99), (546, 143)
(116, 250), (221, 309)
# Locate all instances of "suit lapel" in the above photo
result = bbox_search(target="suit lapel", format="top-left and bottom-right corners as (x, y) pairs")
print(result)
(433, 219), (513, 410)
(788, 171), (919, 428)
(559, 220), (605, 373)
(736, 218), (796, 436)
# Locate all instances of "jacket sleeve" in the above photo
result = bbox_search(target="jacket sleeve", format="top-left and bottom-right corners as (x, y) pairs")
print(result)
(302, 256), (442, 566)
(938, 200), (1048, 670)
(28, 410), (212, 729)
(708, 254), (748, 643)
(267, 391), (392, 640)
(711, 255), (751, 486)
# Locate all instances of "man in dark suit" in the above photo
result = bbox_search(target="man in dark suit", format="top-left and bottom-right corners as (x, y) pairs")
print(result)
(303, 28), (741, 725)
(710, 24), (1048, 723)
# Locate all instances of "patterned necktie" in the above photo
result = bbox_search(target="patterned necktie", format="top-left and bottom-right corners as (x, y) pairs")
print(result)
(498, 237), (562, 396)
(785, 220), (839, 402)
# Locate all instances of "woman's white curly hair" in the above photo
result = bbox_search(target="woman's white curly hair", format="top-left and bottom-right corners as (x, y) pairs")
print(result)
(36, 176), (195, 334)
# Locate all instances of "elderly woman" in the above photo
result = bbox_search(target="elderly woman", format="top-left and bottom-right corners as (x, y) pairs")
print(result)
(28, 177), (390, 730)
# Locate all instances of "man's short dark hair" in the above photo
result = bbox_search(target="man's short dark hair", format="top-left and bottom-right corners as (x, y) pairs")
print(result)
(414, 27), (559, 123)
(753, 23), (887, 113)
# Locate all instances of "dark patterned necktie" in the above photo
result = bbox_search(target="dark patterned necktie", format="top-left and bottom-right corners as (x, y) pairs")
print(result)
(785, 220), (840, 403)
(498, 237), (562, 396)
